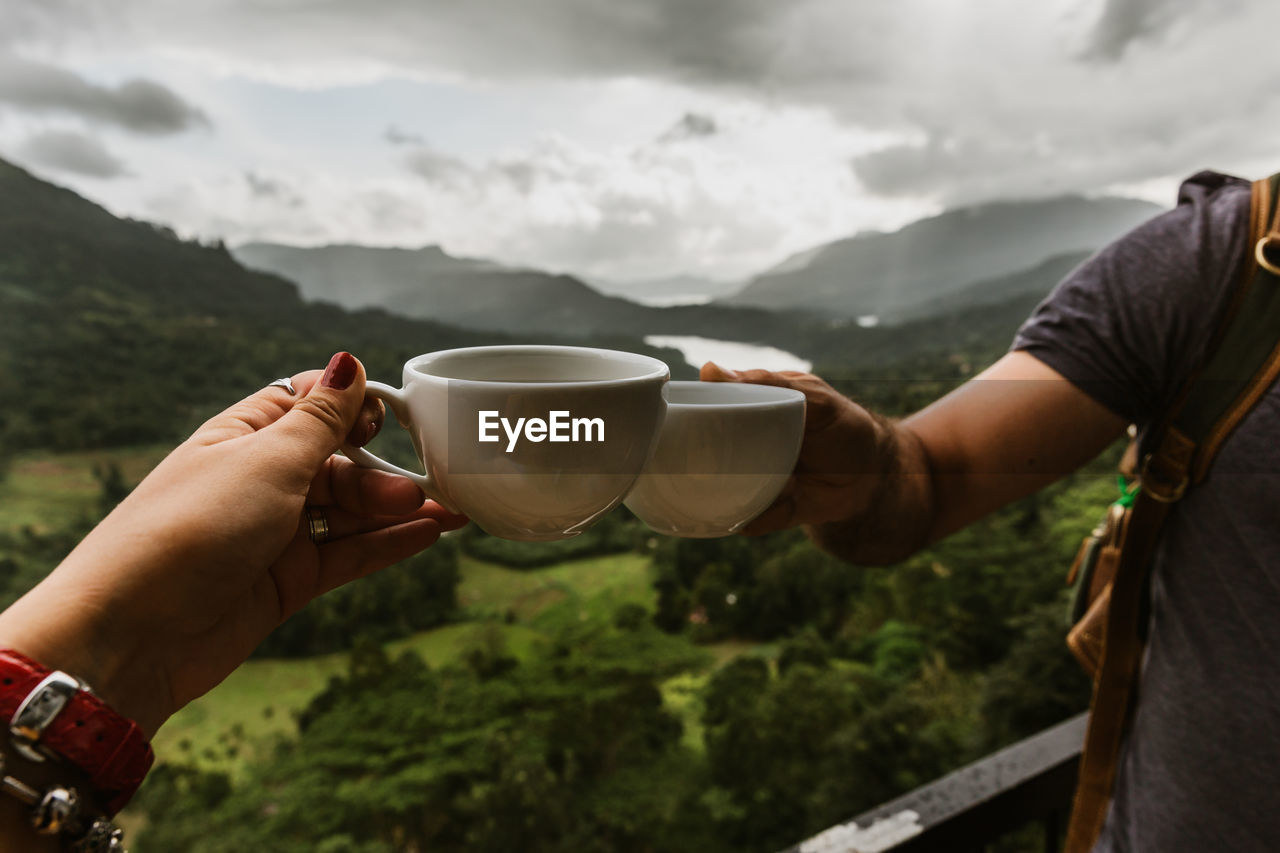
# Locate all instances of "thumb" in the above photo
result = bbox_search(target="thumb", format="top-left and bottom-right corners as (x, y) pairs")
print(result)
(700, 361), (741, 382)
(267, 352), (366, 475)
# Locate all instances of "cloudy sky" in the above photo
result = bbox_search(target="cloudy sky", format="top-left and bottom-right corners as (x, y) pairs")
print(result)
(2, 0), (1279, 283)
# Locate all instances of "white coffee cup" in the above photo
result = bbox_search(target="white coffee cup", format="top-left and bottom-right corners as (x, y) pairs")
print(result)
(623, 381), (805, 538)
(344, 345), (669, 541)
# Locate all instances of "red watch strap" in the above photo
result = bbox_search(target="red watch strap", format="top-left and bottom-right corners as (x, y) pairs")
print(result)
(0, 649), (154, 814)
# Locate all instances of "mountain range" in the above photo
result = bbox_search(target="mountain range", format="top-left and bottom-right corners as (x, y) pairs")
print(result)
(726, 195), (1160, 321)
(234, 242), (809, 344)
(235, 194), (1161, 343)
(1, 154), (1170, 455)
(232, 242), (509, 310)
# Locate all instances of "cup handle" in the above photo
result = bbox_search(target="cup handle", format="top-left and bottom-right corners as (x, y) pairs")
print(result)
(340, 381), (457, 513)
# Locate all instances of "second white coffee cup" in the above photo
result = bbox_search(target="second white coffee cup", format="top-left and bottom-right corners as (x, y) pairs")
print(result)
(344, 345), (669, 541)
(624, 380), (805, 538)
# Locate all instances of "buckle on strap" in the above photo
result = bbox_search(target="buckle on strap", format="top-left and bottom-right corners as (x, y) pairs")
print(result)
(1138, 452), (1189, 504)
(10, 671), (85, 763)
(1255, 236), (1280, 276)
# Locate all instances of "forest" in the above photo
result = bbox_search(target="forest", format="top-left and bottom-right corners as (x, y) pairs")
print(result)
(1, 401), (1110, 853)
(0, 156), (1114, 851)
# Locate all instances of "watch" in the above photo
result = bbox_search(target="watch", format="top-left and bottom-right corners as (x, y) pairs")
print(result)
(0, 649), (153, 815)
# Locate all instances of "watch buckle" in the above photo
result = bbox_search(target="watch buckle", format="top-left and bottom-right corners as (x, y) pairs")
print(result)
(10, 671), (83, 763)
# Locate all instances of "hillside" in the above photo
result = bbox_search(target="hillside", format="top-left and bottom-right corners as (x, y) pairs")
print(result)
(0, 159), (688, 453)
(233, 242), (508, 308)
(233, 240), (805, 341)
(726, 195), (1160, 320)
(230, 238), (1076, 364)
(889, 250), (1089, 324)
(235, 243), (742, 309)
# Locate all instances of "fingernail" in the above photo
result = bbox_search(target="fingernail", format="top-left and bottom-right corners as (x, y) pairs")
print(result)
(321, 352), (357, 390)
(707, 362), (740, 378)
(365, 418), (380, 445)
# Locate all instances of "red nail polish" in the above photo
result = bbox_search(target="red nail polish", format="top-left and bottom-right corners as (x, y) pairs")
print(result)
(321, 352), (357, 390)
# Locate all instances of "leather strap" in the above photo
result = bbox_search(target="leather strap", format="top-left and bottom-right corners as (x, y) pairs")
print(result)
(1177, 174), (1280, 471)
(0, 650), (153, 815)
(1063, 428), (1190, 852)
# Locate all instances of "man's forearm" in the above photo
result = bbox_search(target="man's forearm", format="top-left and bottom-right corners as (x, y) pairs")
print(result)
(806, 417), (936, 566)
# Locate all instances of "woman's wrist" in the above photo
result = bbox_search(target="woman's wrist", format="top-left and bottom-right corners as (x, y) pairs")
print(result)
(0, 552), (172, 741)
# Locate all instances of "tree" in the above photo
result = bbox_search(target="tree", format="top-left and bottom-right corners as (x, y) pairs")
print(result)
(253, 537), (461, 658)
(137, 621), (714, 853)
(92, 461), (131, 515)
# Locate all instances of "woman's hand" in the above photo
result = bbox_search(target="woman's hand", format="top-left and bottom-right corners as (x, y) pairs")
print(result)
(0, 352), (467, 737)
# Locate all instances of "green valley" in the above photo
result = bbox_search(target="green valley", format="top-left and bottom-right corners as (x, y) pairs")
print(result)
(0, 157), (1119, 852)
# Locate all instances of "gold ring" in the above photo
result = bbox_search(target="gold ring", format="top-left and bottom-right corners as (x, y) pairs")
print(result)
(305, 507), (330, 545)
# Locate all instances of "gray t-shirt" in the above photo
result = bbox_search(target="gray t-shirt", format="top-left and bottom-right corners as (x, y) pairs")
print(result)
(1013, 171), (1280, 852)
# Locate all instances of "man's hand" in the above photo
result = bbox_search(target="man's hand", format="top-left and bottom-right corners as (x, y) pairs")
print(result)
(700, 362), (932, 561)
(702, 351), (1128, 564)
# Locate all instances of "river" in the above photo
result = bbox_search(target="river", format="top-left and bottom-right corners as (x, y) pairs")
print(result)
(643, 335), (812, 374)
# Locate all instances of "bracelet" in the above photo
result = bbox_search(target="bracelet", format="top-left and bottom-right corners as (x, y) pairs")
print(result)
(0, 651), (153, 814)
(0, 755), (124, 851)
(0, 650), (154, 851)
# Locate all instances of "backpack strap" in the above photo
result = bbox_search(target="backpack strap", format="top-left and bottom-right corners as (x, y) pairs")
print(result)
(1183, 175), (1280, 482)
(1065, 173), (1280, 853)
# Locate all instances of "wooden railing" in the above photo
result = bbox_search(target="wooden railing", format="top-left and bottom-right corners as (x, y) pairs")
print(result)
(779, 712), (1088, 853)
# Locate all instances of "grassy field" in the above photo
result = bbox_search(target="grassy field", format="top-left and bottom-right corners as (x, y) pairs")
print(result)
(456, 551), (655, 623)
(0, 445), (171, 534)
(153, 652), (348, 774)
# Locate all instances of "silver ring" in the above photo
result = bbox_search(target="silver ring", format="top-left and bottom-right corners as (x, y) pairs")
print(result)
(305, 507), (330, 545)
(268, 377), (297, 395)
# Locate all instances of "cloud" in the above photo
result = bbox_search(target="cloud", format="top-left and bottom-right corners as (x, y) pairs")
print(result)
(1081, 0), (1196, 61)
(385, 115), (920, 280)
(658, 112), (718, 144)
(5, 0), (875, 91)
(836, 0), (1280, 204)
(402, 147), (473, 189)
(243, 171), (303, 207)
(10, 0), (1280, 273)
(383, 124), (425, 146)
(396, 134), (786, 278)
(18, 0), (1275, 207)
(15, 129), (127, 178)
(0, 1), (117, 48)
(129, 106), (919, 282)
(850, 116), (1274, 210)
(0, 53), (209, 134)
